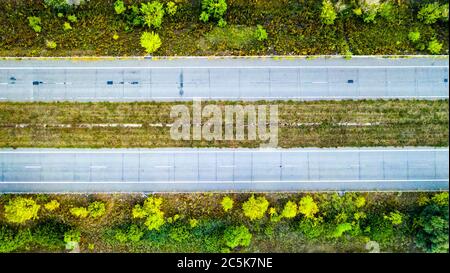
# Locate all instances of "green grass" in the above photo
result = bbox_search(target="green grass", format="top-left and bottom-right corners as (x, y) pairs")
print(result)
(0, 0), (447, 56)
(0, 100), (448, 148)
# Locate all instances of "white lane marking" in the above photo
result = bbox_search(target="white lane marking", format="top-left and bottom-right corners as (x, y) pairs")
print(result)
(90, 165), (107, 169)
(0, 179), (448, 184)
(0, 148), (447, 154)
(1, 96), (447, 100)
(219, 165), (235, 168)
(154, 165), (173, 168)
(24, 165), (42, 169)
(311, 81), (328, 84)
(0, 66), (448, 70)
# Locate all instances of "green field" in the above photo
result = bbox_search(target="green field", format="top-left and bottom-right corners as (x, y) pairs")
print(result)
(0, 100), (447, 148)
(0, 0), (448, 56)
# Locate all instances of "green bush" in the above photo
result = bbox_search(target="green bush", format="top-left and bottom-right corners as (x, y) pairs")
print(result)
(0, 226), (31, 253)
(114, 0), (126, 15)
(254, 25), (268, 41)
(4, 197), (40, 224)
(63, 22), (72, 31)
(431, 192), (449, 206)
(415, 204), (449, 253)
(64, 229), (80, 250)
(166, 1), (177, 16)
(298, 195), (319, 219)
(70, 207), (89, 218)
(298, 218), (325, 239)
(45, 40), (57, 49)
(418, 2), (449, 24)
(379, 1), (395, 21)
(200, 0), (227, 25)
(384, 211), (403, 226)
(114, 224), (144, 243)
(320, 0), (337, 25)
(408, 31), (421, 43)
(331, 222), (352, 238)
(67, 15), (77, 23)
(363, 5), (378, 23)
(140, 1), (165, 29)
(242, 195), (269, 221)
(140, 31), (162, 54)
(221, 196), (234, 212)
(223, 225), (252, 249)
(28, 16), (42, 33)
(428, 39), (443, 54)
(88, 201), (106, 218)
(44, 200), (60, 211)
(169, 225), (191, 243)
(44, 0), (70, 11)
(133, 196), (166, 230)
(281, 201), (298, 219)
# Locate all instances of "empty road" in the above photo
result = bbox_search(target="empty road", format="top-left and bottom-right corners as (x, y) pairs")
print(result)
(0, 147), (447, 192)
(0, 56), (448, 101)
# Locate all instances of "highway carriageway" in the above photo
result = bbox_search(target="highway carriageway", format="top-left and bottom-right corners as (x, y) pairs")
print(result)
(0, 148), (447, 192)
(0, 57), (448, 101)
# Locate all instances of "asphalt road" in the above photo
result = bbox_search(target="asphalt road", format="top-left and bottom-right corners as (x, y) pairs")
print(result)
(0, 148), (447, 192)
(0, 57), (448, 101)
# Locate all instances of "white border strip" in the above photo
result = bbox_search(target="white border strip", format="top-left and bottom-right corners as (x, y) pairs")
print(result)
(0, 66), (448, 70)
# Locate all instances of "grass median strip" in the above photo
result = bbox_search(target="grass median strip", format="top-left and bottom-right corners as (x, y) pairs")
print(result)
(0, 100), (447, 148)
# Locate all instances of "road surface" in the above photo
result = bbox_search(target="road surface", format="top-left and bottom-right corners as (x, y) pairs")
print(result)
(0, 147), (447, 192)
(0, 57), (448, 101)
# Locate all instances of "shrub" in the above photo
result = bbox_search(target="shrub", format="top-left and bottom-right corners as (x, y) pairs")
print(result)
(221, 196), (234, 212)
(70, 207), (89, 218)
(418, 2), (449, 24)
(363, 5), (378, 23)
(166, 1), (177, 16)
(44, 0), (70, 11)
(254, 25), (268, 41)
(331, 223), (352, 238)
(320, 0), (337, 25)
(0, 227), (31, 253)
(45, 40), (57, 49)
(223, 225), (252, 249)
(298, 217), (325, 239)
(113, 33), (119, 40)
(384, 211), (403, 226)
(63, 22), (72, 31)
(28, 16), (42, 33)
(431, 192), (449, 206)
(189, 218), (199, 228)
(67, 15), (77, 23)
(281, 201), (298, 219)
(200, 0), (227, 25)
(355, 196), (366, 208)
(242, 195), (269, 221)
(408, 31), (420, 43)
(379, 1), (395, 21)
(88, 201), (106, 218)
(428, 39), (443, 54)
(44, 200), (60, 211)
(64, 229), (80, 250)
(140, 31), (162, 54)
(4, 197), (40, 224)
(114, 0), (126, 15)
(169, 225), (191, 242)
(298, 195), (319, 219)
(133, 197), (165, 230)
(140, 1), (165, 29)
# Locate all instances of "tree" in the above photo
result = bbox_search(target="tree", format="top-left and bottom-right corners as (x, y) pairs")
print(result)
(415, 204), (449, 253)
(418, 2), (449, 24)
(44, 0), (70, 11)
(44, 200), (60, 211)
(242, 195), (269, 220)
(223, 225), (252, 249)
(199, 0), (227, 26)
(166, 1), (177, 16)
(281, 201), (298, 219)
(64, 229), (81, 251)
(379, 1), (395, 21)
(221, 196), (234, 212)
(27, 16), (42, 33)
(4, 197), (40, 224)
(384, 211), (403, 226)
(140, 1), (165, 29)
(298, 195), (319, 219)
(428, 39), (443, 54)
(132, 197), (165, 231)
(140, 31), (162, 54)
(331, 223), (352, 238)
(320, 0), (337, 25)
(431, 192), (449, 206)
(88, 201), (106, 218)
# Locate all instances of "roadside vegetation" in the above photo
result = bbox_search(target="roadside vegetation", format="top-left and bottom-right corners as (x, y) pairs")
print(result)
(0, 100), (447, 148)
(0, 0), (448, 56)
(0, 192), (447, 253)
